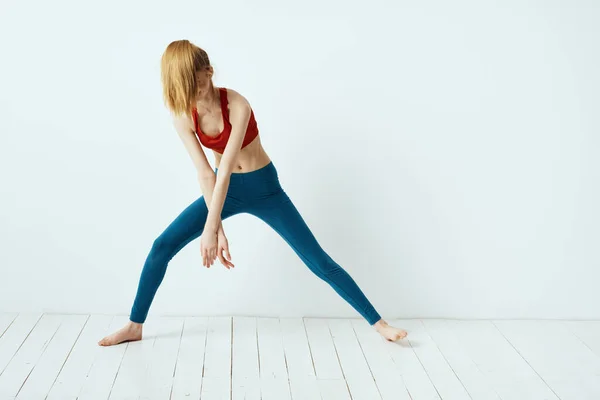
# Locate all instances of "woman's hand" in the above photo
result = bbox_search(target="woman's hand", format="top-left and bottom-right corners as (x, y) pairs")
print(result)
(200, 229), (218, 267)
(217, 229), (234, 269)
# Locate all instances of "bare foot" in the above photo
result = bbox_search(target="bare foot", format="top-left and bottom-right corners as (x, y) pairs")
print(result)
(373, 319), (408, 341)
(98, 321), (143, 346)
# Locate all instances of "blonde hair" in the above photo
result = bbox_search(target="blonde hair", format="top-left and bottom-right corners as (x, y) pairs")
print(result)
(160, 40), (211, 117)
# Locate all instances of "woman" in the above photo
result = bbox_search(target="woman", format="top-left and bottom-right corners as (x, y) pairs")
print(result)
(98, 40), (407, 346)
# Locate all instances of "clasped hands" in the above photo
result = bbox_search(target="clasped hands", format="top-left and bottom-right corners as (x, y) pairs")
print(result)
(199, 223), (234, 269)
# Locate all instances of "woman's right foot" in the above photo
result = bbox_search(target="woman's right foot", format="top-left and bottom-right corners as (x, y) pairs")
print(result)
(98, 321), (143, 346)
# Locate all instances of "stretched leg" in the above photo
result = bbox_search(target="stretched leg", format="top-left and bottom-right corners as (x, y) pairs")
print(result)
(247, 189), (407, 340)
(98, 194), (241, 346)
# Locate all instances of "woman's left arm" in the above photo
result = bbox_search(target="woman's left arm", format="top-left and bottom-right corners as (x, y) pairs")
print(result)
(204, 90), (252, 233)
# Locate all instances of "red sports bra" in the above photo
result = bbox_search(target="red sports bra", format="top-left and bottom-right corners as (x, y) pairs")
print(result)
(191, 87), (259, 154)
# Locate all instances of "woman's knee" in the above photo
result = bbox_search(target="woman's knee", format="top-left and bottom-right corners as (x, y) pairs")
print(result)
(305, 251), (340, 276)
(150, 235), (176, 262)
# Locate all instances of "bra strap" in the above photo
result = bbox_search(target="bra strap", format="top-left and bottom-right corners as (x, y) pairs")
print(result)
(219, 87), (229, 120)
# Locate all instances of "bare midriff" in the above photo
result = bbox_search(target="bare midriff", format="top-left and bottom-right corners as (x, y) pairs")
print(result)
(213, 134), (272, 173)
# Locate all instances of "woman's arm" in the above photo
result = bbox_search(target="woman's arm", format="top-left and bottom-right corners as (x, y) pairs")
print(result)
(172, 114), (225, 232)
(203, 90), (252, 234)
(198, 175), (225, 233)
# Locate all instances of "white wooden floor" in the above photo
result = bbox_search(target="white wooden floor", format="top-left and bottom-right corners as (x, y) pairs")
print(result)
(0, 314), (599, 400)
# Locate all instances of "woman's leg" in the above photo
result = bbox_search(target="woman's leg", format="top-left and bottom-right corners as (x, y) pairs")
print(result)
(99, 194), (241, 346)
(130, 194), (241, 323)
(247, 188), (383, 326)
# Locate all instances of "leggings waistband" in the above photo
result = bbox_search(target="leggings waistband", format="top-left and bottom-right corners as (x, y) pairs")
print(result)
(215, 161), (277, 185)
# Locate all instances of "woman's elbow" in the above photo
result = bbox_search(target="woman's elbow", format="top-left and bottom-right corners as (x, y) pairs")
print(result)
(197, 169), (215, 182)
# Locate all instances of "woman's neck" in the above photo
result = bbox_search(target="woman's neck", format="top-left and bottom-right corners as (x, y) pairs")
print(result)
(195, 85), (219, 110)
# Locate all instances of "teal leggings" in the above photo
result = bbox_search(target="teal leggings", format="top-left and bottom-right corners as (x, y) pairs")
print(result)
(129, 161), (382, 325)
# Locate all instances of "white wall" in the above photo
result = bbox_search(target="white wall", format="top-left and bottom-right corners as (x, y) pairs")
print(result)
(1, 0), (598, 321)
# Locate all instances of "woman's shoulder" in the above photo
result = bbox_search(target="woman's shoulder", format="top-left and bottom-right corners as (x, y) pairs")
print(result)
(171, 110), (196, 136)
(221, 87), (251, 110)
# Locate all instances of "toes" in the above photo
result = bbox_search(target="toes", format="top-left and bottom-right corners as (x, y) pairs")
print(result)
(98, 336), (114, 346)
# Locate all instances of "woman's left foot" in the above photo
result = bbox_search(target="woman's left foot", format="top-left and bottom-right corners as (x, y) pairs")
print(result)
(373, 319), (408, 341)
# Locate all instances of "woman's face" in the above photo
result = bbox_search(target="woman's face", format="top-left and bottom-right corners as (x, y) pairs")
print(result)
(195, 66), (213, 95)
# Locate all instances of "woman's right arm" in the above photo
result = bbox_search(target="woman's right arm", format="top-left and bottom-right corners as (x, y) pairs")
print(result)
(172, 114), (224, 233)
